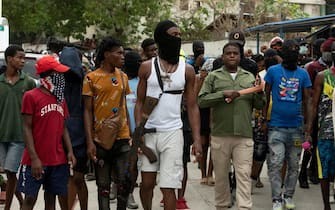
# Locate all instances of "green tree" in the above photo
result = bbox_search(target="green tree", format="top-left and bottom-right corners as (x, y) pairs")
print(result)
(254, 0), (309, 24)
(84, 0), (174, 45)
(3, 0), (88, 44)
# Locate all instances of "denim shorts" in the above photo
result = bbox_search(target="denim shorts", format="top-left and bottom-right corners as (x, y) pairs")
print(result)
(17, 164), (69, 197)
(0, 142), (24, 173)
(316, 139), (335, 179)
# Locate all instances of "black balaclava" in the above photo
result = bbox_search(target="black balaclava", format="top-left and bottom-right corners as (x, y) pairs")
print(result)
(281, 39), (300, 71)
(154, 20), (181, 64)
(193, 40), (204, 59)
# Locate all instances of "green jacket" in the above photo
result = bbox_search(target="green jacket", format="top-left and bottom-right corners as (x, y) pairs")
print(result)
(198, 66), (265, 138)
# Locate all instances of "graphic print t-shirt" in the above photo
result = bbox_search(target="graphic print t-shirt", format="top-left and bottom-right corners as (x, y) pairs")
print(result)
(21, 88), (69, 166)
(82, 68), (131, 139)
(264, 64), (311, 127)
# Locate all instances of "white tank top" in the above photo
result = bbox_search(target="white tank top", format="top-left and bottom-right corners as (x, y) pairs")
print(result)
(145, 57), (186, 131)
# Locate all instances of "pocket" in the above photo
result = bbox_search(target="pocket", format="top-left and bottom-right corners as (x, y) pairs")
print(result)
(174, 159), (184, 182)
(211, 141), (221, 150)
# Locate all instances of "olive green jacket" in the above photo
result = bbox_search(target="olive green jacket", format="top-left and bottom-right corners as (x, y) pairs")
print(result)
(198, 66), (265, 138)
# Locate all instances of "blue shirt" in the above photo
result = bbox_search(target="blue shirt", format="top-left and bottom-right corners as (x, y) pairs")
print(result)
(264, 64), (311, 127)
(126, 77), (138, 133)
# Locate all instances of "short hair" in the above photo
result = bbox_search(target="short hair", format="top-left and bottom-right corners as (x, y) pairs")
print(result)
(251, 54), (264, 63)
(95, 36), (123, 68)
(4, 45), (24, 63)
(222, 42), (240, 54)
(141, 38), (155, 50)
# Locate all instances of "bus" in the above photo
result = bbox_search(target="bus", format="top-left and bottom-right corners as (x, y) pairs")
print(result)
(0, 17), (9, 51)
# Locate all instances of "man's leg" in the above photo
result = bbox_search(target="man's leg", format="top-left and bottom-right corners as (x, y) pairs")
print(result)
(68, 171), (88, 210)
(140, 172), (157, 210)
(4, 171), (20, 210)
(113, 143), (132, 210)
(283, 138), (302, 199)
(267, 128), (286, 202)
(22, 195), (38, 210)
(211, 136), (232, 210)
(1, 142), (24, 210)
(95, 146), (112, 210)
(45, 191), (57, 210)
(161, 188), (176, 210)
(232, 137), (253, 210)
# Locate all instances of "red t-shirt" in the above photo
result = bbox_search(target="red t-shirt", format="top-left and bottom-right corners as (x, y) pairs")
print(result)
(21, 88), (69, 166)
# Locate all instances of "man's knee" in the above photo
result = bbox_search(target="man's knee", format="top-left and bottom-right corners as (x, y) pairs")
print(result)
(97, 186), (110, 198)
(23, 196), (37, 208)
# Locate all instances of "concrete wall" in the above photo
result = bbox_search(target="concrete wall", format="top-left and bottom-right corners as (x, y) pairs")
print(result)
(182, 39), (269, 57)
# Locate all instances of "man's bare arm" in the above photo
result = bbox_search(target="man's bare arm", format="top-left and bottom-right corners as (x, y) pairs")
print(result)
(184, 64), (202, 157)
(135, 61), (151, 126)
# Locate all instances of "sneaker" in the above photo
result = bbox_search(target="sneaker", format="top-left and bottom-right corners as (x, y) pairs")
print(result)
(272, 200), (283, 210)
(284, 197), (295, 209)
(330, 195), (335, 204)
(109, 183), (117, 201)
(127, 193), (138, 209)
(160, 199), (164, 207)
(176, 198), (190, 210)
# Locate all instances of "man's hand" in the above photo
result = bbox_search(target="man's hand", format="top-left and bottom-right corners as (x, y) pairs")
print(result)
(223, 90), (240, 103)
(191, 140), (202, 163)
(87, 141), (97, 162)
(195, 54), (204, 67)
(31, 158), (43, 180)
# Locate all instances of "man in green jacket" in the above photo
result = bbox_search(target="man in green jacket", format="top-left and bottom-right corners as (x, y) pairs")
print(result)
(198, 42), (265, 210)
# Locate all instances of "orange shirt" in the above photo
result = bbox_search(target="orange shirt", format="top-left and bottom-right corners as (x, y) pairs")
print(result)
(82, 68), (131, 139)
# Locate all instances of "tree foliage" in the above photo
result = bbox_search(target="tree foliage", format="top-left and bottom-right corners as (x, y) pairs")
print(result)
(3, 0), (88, 44)
(3, 0), (173, 45)
(83, 0), (173, 45)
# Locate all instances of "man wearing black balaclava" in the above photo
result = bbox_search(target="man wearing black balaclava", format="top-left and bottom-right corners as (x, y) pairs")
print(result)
(264, 39), (312, 210)
(186, 40), (206, 74)
(135, 20), (202, 210)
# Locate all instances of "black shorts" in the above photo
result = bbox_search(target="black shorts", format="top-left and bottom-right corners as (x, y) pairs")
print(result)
(72, 144), (88, 174)
(200, 108), (210, 136)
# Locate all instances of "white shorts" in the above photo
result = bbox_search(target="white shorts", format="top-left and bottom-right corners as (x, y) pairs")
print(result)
(139, 129), (184, 189)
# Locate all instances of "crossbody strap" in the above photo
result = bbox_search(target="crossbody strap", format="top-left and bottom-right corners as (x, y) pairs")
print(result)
(154, 57), (184, 95)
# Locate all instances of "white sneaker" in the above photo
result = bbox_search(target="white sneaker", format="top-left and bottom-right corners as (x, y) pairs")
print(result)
(330, 195), (335, 204)
(109, 183), (117, 202)
(284, 197), (295, 209)
(127, 193), (138, 209)
(272, 200), (283, 210)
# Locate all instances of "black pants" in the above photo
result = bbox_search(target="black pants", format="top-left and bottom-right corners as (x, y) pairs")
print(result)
(95, 140), (131, 210)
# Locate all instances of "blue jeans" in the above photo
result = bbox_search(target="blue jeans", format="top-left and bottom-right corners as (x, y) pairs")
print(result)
(266, 127), (302, 201)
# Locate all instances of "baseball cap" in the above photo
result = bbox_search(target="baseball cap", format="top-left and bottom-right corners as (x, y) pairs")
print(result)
(321, 37), (335, 52)
(269, 36), (283, 47)
(35, 55), (70, 75)
(228, 31), (245, 46)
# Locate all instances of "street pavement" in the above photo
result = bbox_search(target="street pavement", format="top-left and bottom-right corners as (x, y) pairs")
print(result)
(2, 161), (325, 210)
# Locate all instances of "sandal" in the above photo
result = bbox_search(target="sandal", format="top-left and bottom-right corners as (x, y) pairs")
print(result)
(207, 177), (215, 186)
(200, 177), (208, 185)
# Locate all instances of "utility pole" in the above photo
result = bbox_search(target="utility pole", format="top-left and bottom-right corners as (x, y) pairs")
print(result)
(0, 0), (2, 17)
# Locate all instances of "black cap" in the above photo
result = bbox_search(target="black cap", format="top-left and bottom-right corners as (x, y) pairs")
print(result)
(229, 31), (245, 46)
(264, 48), (278, 57)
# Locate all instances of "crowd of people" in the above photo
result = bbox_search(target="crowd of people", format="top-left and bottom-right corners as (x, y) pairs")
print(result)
(1, 19), (335, 210)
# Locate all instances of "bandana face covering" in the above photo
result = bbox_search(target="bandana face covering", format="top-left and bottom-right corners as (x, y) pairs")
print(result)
(40, 73), (66, 103)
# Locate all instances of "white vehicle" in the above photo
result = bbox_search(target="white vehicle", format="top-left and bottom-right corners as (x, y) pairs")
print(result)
(0, 52), (44, 85)
(0, 17), (9, 52)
